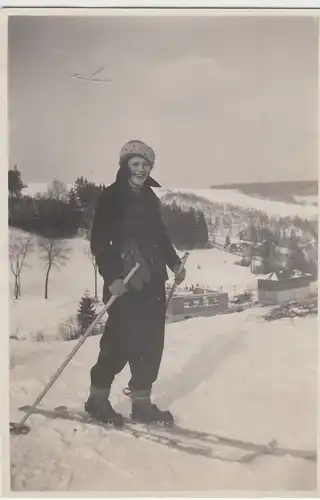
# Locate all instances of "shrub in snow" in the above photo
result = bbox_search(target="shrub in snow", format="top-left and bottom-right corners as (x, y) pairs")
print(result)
(34, 330), (45, 342)
(59, 315), (80, 341)
(77, 292), (97, 336)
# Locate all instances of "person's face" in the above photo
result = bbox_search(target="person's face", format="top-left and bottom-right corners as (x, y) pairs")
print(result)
(128, 156), (152, 188)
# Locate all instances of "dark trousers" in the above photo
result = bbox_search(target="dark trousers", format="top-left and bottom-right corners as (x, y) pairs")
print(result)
(90, 279), (166, 393)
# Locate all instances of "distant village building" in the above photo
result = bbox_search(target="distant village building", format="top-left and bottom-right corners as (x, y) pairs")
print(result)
(167, 291), (229, 322)
(257, 275), (311, 305)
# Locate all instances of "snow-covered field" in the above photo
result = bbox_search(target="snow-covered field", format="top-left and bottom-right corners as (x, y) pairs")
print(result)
(8, 226), (318, 493)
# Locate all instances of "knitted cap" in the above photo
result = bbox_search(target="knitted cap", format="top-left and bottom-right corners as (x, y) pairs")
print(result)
(119, 140), (155, 167)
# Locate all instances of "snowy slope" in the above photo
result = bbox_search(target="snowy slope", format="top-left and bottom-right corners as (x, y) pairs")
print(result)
(10, 309), (317, 492)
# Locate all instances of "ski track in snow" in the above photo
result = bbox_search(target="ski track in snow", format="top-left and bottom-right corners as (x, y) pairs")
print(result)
(115, 311), (251, 415)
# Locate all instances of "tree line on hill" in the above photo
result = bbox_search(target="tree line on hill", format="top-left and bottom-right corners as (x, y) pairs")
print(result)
(9, 172), (103, 240)
(8, 166), (209, 249)
(162, 190), (318, 246)
(161, 202), (209, 250)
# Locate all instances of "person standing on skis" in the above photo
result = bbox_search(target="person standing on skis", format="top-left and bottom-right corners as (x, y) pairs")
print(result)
(85, 140), (186, 427)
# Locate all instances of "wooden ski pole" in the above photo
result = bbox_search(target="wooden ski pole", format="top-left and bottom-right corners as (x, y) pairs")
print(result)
(10, 262), (140, 435)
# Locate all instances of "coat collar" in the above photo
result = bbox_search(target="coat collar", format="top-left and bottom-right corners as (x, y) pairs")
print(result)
(146, 176), (161, 188)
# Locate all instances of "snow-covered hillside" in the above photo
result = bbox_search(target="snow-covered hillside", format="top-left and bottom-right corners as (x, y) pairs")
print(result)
(155, 187), (318, 220)
(8, 226), (318, 492)
(23, 182), (318, 220)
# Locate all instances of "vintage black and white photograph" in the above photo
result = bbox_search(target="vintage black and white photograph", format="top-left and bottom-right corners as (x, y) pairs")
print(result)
(7, 9), (319, 493)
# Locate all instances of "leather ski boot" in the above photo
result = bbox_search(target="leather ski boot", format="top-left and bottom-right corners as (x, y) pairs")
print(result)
(85, 386), (124, 428)
(130, 390), (174, 426)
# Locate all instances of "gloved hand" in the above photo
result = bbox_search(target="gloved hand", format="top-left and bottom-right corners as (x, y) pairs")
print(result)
(172, 263), (186, 285)
(109, 279), (127, 297)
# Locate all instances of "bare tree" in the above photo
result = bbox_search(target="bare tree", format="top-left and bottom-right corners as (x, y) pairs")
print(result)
(46, 179), (69, 202)
(9, 233), (33, 299)
(85, 247), (98, 299)
(38, 238), (72, 299)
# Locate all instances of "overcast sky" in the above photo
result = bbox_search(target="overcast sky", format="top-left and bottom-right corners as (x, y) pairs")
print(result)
(8, 14), (319, 188)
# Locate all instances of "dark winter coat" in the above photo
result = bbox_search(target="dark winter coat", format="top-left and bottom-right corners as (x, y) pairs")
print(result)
(90, 170), (181, 303)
